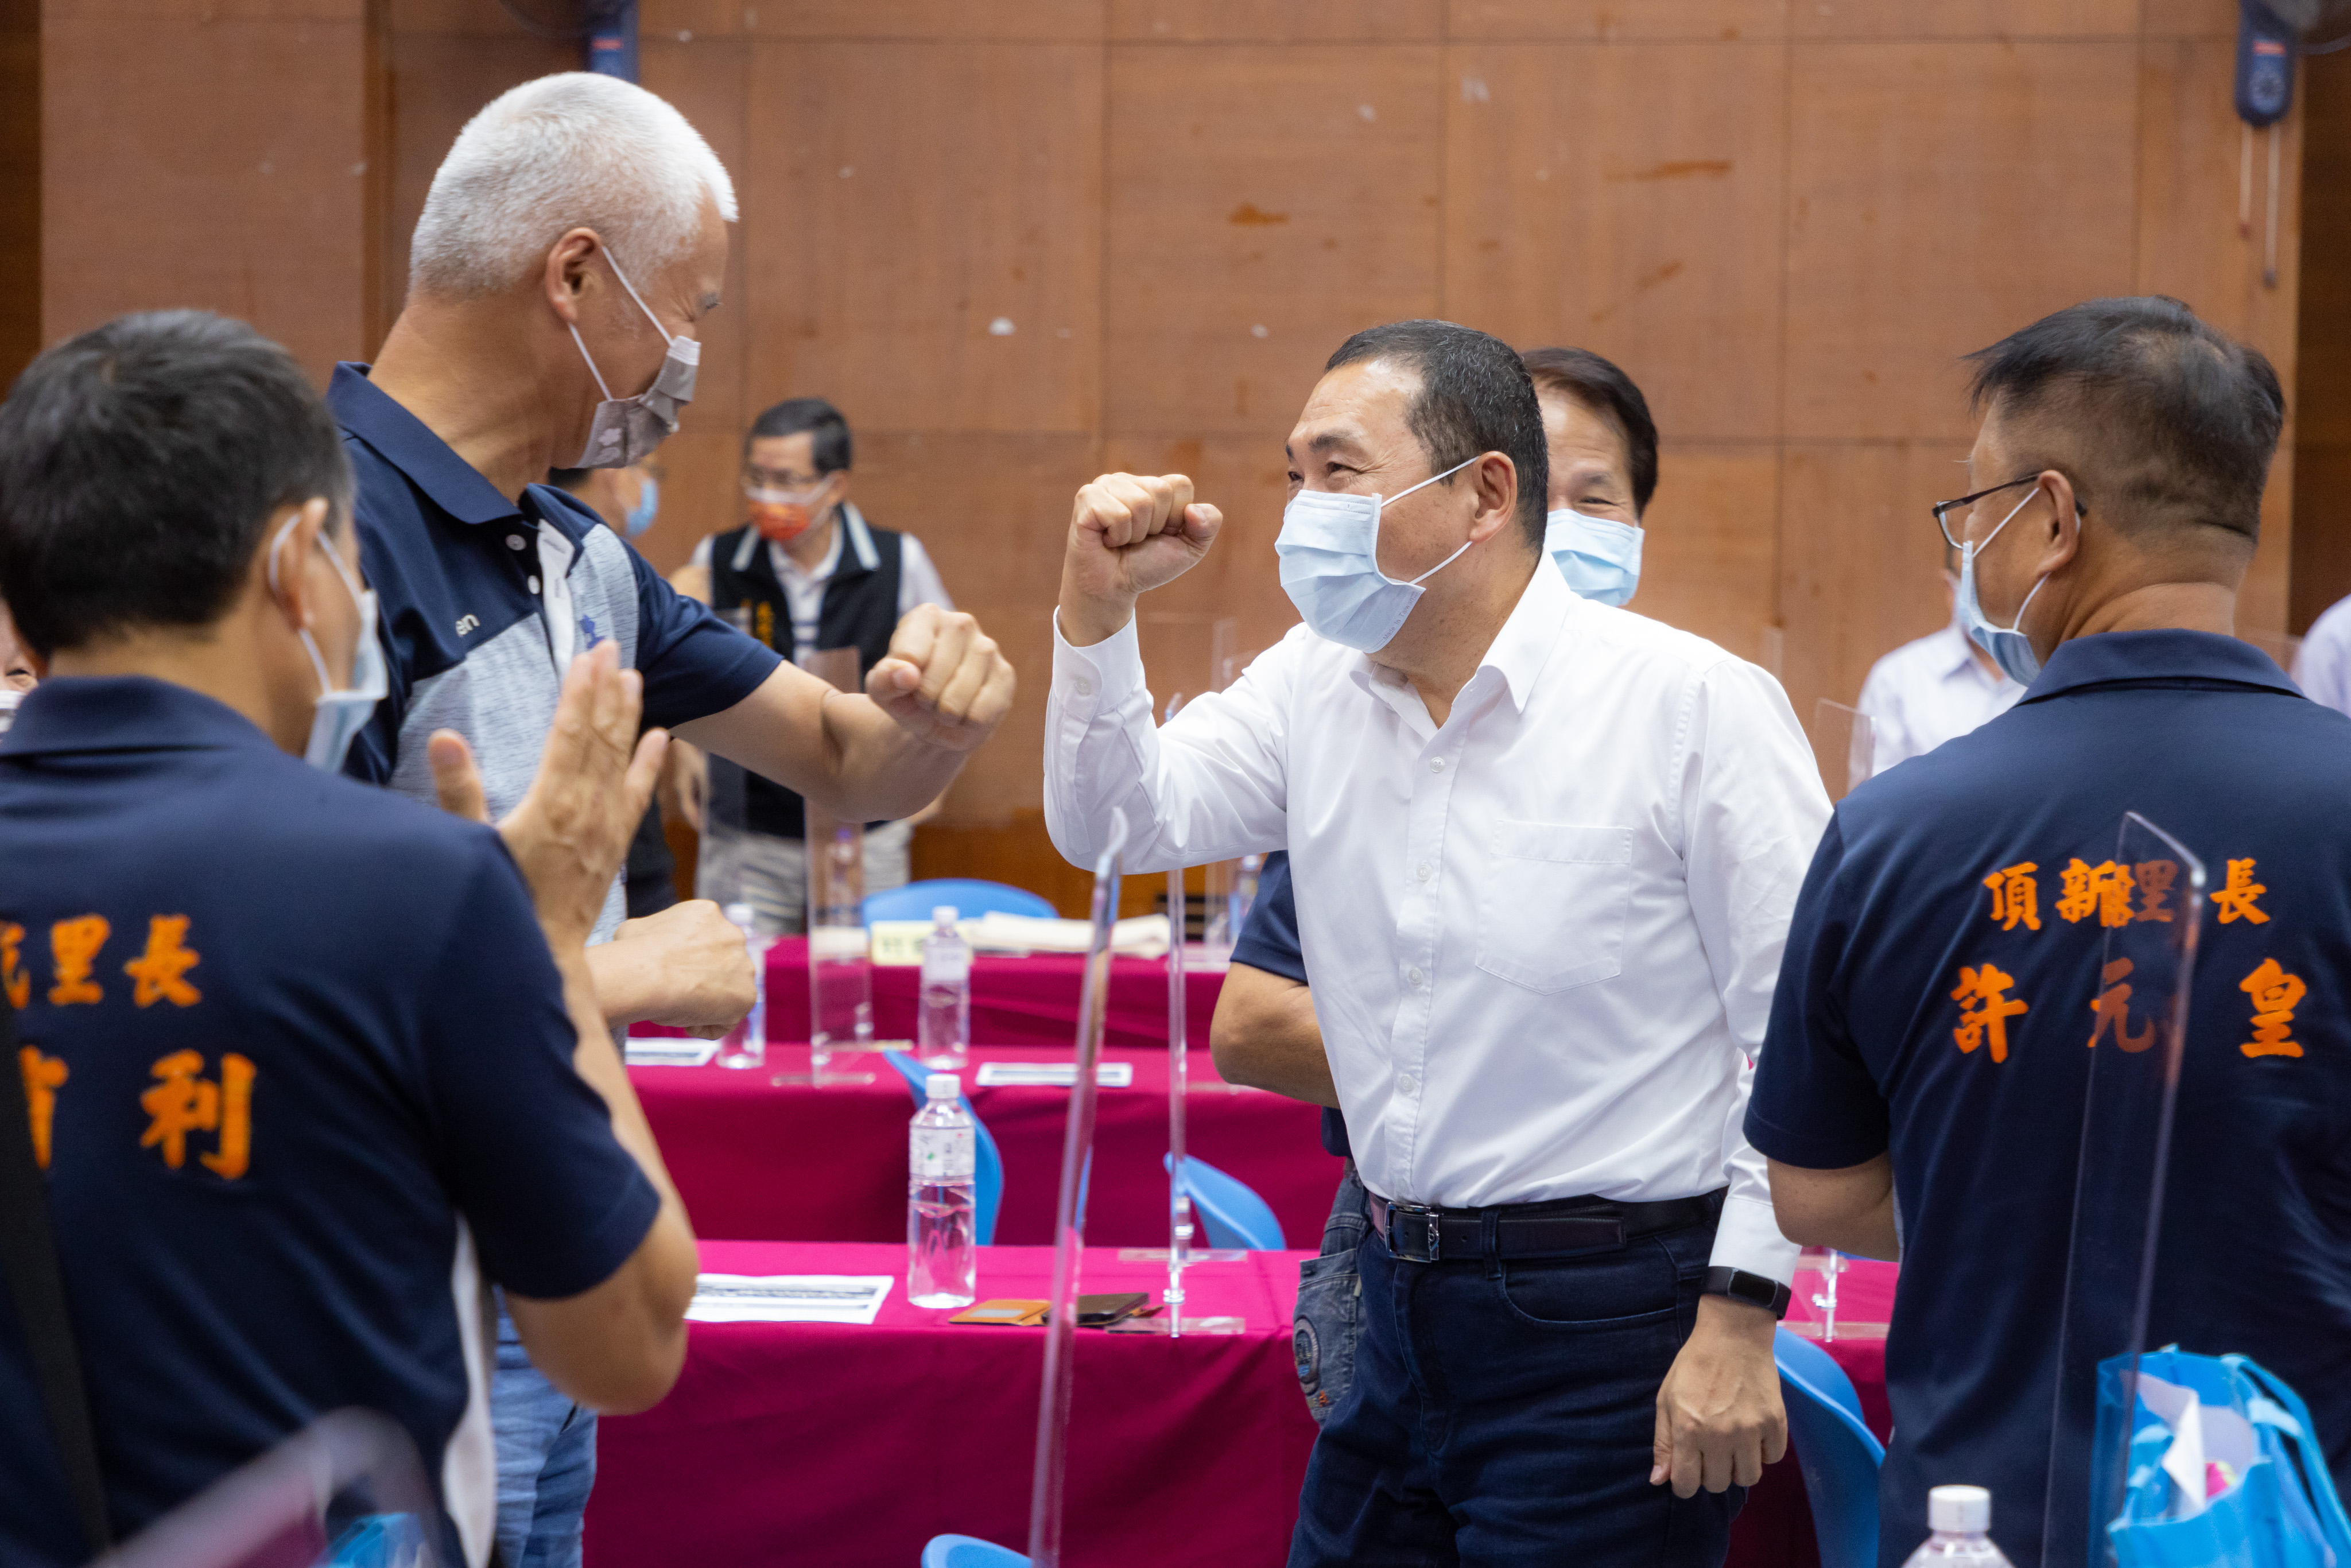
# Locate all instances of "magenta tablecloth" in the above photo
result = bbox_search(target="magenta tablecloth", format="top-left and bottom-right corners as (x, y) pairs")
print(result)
(584, 1244), (1897, 1568)
(756, 939), (1227, 1051)
(631, 1045), (1344, 1248)
(584, 1240), (1321, 1568)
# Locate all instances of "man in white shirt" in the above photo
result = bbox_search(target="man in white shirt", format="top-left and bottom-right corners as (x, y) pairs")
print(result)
(2290, 592), (2351, 716)
(1046, 319), (1828, 1566)
(1855, 548), (2024, 773)
(672, 398), (955, 931)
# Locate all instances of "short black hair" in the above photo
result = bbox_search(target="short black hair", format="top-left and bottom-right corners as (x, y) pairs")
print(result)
(746, 397), (852, 474)
(1965, 296), (2283, 546)
(1519, 346), (1659, 516)
(0, 311), (352, 658)
(1325, 320), (1548, 547)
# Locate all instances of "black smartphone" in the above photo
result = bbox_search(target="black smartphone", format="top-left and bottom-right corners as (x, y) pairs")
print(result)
(1074, 1291), (1150, 1326)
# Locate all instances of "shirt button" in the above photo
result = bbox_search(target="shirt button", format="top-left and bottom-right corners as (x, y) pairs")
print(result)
(1415, 863), (1432, 882)
(1429, 757), (1445, 773)
(527, 575), (541, 594)
(506, 534), (526, 551)
(1397, 1074), (1418, 1097)
(1072, 678), (1094, 697)
(1406, 965), (1424, 987)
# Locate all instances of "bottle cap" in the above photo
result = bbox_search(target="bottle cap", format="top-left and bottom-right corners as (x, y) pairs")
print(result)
(724, 901), (756, 929)
(926, 1073), (960, 1100)
(934, 905), (959, 924)
(1929, 1485), (1991, 1533)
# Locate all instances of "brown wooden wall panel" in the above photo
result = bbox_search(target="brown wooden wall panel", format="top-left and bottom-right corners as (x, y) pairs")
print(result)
(1778, 441), (1964, 724)
(1629, 445), (1780, 657)
(44, 11), (369, 382)
(639, 36), (749, 436)
(1440, 40), (1786, 441)
(743, 40), (1103, 436)
(2292, 55), (2351, 635)
(1102, 43), (1442, 436)
(1099, 432), (1303, 665)
(1788, 0), (2139, 38)
(2141, 0), (2247, 37)
(1109, 0), (1439, 40)
(1446, 0), (1787, 40)
(0, 0), (37, 387)
(1782, 40), (2141, 443)
(743, 0), (1102, 39)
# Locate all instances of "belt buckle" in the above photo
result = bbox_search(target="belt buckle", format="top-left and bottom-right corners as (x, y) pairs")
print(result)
(1387, 1201), (1441, 1264)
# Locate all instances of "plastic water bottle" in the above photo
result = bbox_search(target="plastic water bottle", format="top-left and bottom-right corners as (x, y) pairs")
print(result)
(1901, 1486), (2014, 1567)
(917, 905), (971, 1070)
(907, 1073), (978, 1308)
(712, 901), (766, 1070)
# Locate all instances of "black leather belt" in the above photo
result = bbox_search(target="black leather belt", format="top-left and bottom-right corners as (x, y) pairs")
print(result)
(1364, 1186), (1724, 1264)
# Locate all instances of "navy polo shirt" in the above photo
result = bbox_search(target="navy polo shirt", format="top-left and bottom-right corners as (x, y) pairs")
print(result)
(1748, 631), (2351, 1567)
(0, 678), (659, 1565)
(1228, 852), (1350, 1160)
(328, 364), (780, 933)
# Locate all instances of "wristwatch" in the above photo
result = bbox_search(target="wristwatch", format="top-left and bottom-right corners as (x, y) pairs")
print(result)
(1702, 1266), (1793, 1319)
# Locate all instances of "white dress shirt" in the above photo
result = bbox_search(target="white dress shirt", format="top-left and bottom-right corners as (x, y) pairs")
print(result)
(2290, 594), (2351, 718)
(1855, 621), (2022, 775)
(690, 504), (952, 665)
(1045, 561), (1828, 1283)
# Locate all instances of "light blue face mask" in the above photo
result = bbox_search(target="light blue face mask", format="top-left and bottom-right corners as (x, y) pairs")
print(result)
(268, 515), (388, 773)
(1545, 507), (1643, 606)
(1275, 456), (1481, 651)
(1953, 487), (2053, 686)
(624, 473), (659, 538)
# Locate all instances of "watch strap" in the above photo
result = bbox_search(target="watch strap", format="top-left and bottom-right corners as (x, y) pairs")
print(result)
(1702, 1264), (1793, 1320)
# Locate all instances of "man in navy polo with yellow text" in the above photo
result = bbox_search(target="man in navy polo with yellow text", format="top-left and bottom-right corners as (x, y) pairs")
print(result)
(1749, 297), (2351, 1566)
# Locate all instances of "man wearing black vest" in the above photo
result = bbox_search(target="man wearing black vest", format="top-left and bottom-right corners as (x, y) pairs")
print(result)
(674, 398), (954, 932)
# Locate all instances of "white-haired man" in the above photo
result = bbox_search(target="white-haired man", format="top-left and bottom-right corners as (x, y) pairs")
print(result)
(331, 73), (1015, 1566)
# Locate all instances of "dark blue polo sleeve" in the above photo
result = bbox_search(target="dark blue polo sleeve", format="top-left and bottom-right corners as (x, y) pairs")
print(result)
(1230, 852), (1307, 983)
(1745, 815), (1892, 1170)
(628, 542), (782, 729)
(422, 837), (661, 1298)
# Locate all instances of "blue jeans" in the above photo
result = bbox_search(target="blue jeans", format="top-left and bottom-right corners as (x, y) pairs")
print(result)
(1294, 1161), (1369, 1426)
(1289, 1204), (1740, 1568)
(492, 1308), (596, 1568)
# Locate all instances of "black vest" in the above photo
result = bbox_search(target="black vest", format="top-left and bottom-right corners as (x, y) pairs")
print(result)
(709, 507), (903, 838)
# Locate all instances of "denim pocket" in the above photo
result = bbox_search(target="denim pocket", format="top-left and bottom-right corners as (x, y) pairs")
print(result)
(1493, 1236), (1681, 1330)
(1294, 1248), (1362, 1427)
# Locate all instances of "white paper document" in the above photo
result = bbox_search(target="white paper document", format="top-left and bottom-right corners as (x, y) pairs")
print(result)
(975, 1061), (1135, 1089)
(623, 1036), (719, 1068)
(686, 1274), (894, 1325)
(964, 912), (1171, 958)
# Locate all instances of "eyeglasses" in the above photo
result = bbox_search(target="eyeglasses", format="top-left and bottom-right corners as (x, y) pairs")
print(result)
(1930, 475), (2042, 552)
(743, 463), (830, 492)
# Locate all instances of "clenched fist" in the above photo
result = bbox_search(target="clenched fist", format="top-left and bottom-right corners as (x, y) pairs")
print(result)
(864, 602), (1016, 754)
(1058, 473), (1223, 646)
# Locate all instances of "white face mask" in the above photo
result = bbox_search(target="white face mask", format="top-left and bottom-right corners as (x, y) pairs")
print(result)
(1953, 488), (2053, 687)
(1274, 456), (1482, 652)
(267, 517), (388, 772)
(0, 687), (20, 735)
(569, 250), (699, 470)
(1543, 507), (1643, 606)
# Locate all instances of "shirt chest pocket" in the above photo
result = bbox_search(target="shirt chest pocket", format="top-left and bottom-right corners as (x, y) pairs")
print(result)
(1474, 821), (1634, 995)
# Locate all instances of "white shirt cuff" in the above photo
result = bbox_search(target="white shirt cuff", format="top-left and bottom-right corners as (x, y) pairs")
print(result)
(1708, 1192), (1801, 1287)
(1050, 607), (1146, 713)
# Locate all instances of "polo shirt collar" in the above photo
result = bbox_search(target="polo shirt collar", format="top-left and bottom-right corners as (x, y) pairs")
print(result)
(1, 676), (279, 758)
(2019, 628), (2301, 705)
(328, 363), (525, 527)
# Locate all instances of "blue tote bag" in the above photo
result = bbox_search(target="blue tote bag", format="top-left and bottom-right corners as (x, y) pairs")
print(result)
(2097, 1348), (2351, 1568)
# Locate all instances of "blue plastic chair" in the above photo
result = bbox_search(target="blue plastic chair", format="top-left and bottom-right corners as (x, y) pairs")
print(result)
(921, 1535), (1026, 1567)
(1774, 1326), (1887, 1568)
(863, 878), (1056, 926)
(881, 1050), (1005, 1245)
(1162, 1153), (1286, 1250)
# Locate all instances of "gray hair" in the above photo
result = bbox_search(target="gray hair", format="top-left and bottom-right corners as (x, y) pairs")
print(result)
(409, 72), (738, 299)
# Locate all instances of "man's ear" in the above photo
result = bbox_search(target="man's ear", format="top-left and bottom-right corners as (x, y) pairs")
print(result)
(1466, 452), (1521, 545)
(543, 227), (601, 325)
(262, 498), (332, 635)
(2034, 470), (2084, 577)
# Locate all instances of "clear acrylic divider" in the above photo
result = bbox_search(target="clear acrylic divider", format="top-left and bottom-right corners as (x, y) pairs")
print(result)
(2043, 812), (2206, 1567)
(697, 717), (766, 1072)
(1166, 697), (1195, 1334)
(2237, 627), (2303, 680)
(99, 1408), (449, 1568)
(1027, 808), (1128, 1568)
(788, 647), (874, 1086)
(1196, 620), (1247, 964)
(1809, 699), (1876, 802)
(1757, 624), (1785, 681)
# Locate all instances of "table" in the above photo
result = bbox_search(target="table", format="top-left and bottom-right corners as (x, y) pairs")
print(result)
(584, 1241), (1320, 1568)
(632, 1045), (1345, 1249)
(756, 938), (1227, 1051)
(586, 1245), (1896, 1568)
